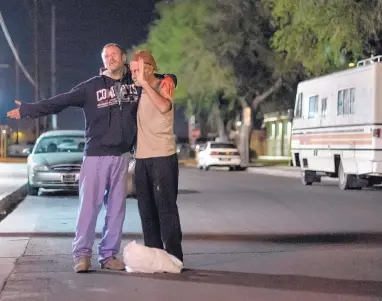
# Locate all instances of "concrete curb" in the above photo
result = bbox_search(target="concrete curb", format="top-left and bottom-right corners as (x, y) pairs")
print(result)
(247, 167), (340, 184)
(178, 160), (295, 171)
(0, 184), (28, 222)
(247, 167), (301, 178)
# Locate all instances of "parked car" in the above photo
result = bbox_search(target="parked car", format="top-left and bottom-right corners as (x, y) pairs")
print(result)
(126, 158), (136, 198)
(26, 130), (85, 195)
(196, 141), (241, 171)
(7, 141), (34, 157)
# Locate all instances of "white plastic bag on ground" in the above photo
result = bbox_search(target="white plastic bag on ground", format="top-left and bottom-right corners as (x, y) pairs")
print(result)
(123, 240), (183, 273)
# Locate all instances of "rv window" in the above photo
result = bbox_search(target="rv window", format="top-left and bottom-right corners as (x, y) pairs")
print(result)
(350, 88), (356, 114)
(337, 88), (355, 115)
(295, 93), (303, 118)
(343, 89), (350, 115)
(321, 98), (327, 117)
(308, 95), (318, 118)
(337, 90), (344, 115)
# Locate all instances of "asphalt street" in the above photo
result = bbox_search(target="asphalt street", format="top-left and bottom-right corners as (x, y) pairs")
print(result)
(0, 167), (381, 300)
(0, 163), (26, 197)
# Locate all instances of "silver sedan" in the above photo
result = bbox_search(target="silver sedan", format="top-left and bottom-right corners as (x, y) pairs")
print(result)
(27, 130), (85, 195)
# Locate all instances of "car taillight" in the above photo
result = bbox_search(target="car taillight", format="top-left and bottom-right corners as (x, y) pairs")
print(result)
(373, 128), (381, 138)
(210, 151), (219, 155)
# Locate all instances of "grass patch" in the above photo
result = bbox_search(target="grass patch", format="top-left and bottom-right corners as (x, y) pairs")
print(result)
(252, 159), (291, 167)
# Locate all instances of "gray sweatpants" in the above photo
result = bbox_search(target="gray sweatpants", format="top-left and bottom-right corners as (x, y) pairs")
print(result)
(72, 154), (132, 264)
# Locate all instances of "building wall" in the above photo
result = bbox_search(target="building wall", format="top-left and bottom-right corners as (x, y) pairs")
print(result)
(250, 130), (266, 157)
(263, 118), (292, 158)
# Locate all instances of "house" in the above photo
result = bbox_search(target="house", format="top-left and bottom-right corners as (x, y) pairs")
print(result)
(261, 110), (293, 160)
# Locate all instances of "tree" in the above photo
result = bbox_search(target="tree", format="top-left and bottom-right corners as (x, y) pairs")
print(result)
(204, 0), (300, 162)
(266, 0), (382, 76)
(129, 0), (237, 140)
(204, 0), (305, 136)
(206, 0), (285, 113)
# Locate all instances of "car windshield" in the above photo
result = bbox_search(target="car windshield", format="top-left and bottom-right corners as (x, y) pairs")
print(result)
(210, 143), (236, 149)
(33, 135), (85, 154)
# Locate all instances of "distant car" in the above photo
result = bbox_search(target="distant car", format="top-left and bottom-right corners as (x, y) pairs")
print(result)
(7, 142), (34, 157)
(196, 141), (241, 171)
(126, 158), (136, 198)
(193, 137), (208, 152)
(26, 130), (85, 195)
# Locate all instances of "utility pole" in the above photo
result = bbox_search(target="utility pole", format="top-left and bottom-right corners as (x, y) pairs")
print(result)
(0, 65), (9, 159)
(33, 0), (40, 139)
(51, 4), (57, 130)
(15, 44), (20, 144)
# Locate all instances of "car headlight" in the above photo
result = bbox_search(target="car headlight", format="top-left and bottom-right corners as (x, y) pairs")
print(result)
(32, 165), (49, 172)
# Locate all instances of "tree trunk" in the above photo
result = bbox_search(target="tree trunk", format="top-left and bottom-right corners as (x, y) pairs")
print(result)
(226, 118), (235, 139)
(212, 101), (228, 141)
(252, 78), (283, 109)
(236, 78), (282, 162)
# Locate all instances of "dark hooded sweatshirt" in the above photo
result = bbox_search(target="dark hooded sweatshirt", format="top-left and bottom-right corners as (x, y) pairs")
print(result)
(19, 67), (178, 157)
(20, 67), (139, 156)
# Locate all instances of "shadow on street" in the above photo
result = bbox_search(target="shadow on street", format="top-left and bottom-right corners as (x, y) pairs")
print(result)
(93, 267), (382, 297)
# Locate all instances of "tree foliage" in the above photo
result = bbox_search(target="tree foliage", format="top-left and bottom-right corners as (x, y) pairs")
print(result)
(267, 0), (382, 76)
(130, 0), (236, 116)
(203, 0), (303, 131)
(206, 0), (282, 109)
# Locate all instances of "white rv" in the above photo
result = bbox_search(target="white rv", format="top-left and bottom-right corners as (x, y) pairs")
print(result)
(291, 55), (382, 190)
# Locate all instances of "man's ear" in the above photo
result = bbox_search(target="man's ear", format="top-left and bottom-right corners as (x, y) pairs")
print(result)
(149, 66), (156, 75)
(122, 53), (127, 63)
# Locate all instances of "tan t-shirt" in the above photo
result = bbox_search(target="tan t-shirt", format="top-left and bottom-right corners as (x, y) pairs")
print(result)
(136, 78), (176, 159)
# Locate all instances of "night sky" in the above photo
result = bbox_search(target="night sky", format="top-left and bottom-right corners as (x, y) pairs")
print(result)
(0, 0), (188, 139)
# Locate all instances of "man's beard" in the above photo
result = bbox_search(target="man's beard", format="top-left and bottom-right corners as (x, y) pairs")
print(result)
(108, 65), (126, 78)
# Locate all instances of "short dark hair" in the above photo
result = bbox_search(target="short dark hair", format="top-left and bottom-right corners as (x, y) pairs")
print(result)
(102, 43), (125, 55)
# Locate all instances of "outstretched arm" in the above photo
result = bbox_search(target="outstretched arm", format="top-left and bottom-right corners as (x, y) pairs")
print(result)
(7, 84), (86, 120)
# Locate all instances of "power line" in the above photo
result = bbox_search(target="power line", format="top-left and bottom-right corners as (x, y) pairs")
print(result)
(0, 11), (40, 94)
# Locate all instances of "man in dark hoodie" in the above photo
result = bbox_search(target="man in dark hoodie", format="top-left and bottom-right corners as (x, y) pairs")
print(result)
(7, 43), (138, 273)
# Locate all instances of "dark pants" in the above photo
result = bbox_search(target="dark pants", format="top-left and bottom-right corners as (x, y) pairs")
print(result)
(135, 154), (183, 262)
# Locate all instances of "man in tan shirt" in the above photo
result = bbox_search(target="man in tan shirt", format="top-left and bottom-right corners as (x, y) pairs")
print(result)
(129, 51), (183, 263)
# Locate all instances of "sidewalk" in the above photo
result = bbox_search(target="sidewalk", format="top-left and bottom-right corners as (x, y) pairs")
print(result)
(0, 236), (381, 300)
(180, 158), (303, 178)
